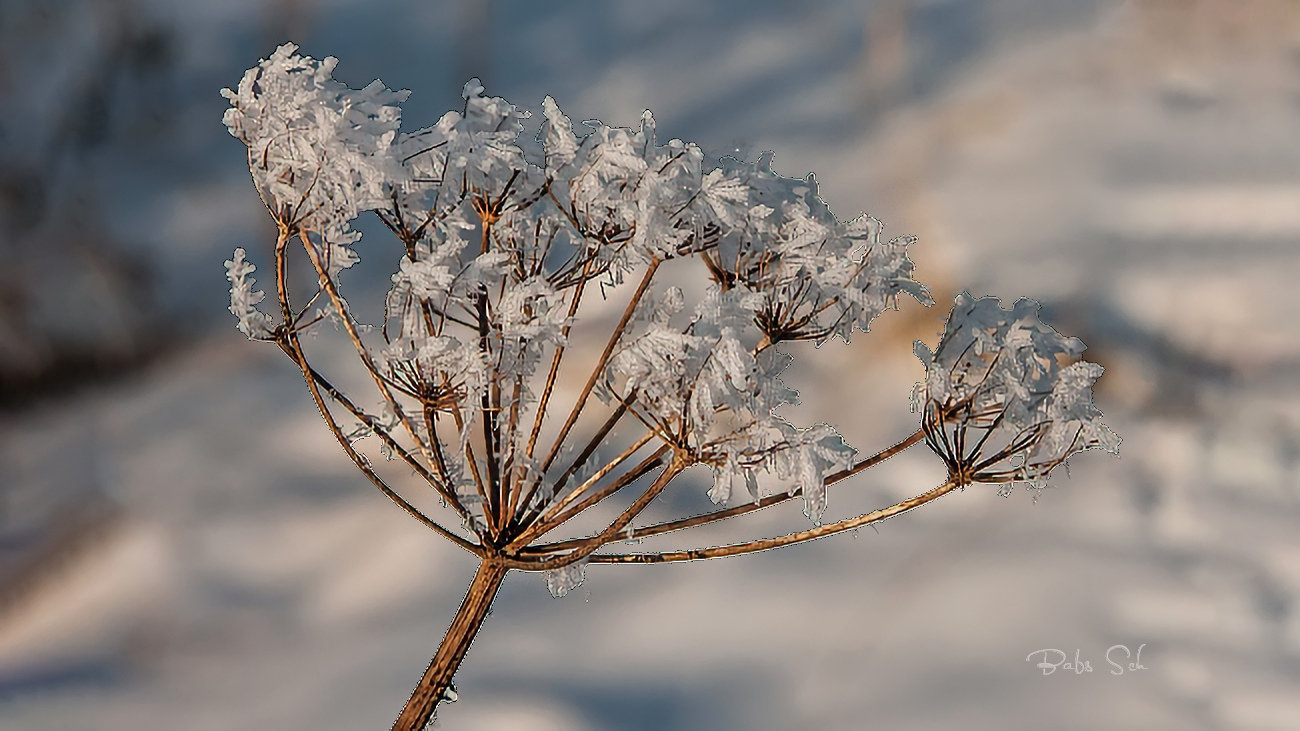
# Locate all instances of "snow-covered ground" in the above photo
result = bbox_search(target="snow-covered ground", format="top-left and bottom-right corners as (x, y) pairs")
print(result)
(3, 1), (1299, 729)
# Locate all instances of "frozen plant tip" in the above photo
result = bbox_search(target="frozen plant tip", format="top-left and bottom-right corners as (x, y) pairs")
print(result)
(221, 45), (1118, 731)
(912, 293), (1121, 491)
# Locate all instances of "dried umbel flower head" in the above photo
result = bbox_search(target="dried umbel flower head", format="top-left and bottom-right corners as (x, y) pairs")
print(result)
(220, 45), (1117, 731)
(912, 293), (1121, 491)
(221, 43), (405, 230)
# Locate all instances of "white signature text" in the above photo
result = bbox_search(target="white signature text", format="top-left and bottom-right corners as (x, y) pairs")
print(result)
(1026, 644), (1148, 676)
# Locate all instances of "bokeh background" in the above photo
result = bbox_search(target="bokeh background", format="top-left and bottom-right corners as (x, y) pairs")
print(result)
(2, 0), (1299, 728)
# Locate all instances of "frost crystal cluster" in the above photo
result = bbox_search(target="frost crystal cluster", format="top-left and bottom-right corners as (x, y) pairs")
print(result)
(220, 45), (1118, 731)
(912, 294), (1120, 491)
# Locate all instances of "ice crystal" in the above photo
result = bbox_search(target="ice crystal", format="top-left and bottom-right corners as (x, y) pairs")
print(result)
(221, 44), (406, 230)
(545, 559), (587, 598)
(224, 248), (275, 340)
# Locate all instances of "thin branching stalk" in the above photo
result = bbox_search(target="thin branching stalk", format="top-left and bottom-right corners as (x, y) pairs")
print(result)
(284, 338), (480, 555)
(273, 233), (478, 553)
(508, 440), (670, 550)
(540, 258), (661, 473)
(300, 359), (473, 529)
(510, 253), (600, 525)
(446, 382), (491, 523)
(525, 249), (596, 459)
(296, 231), (443, 483)
(497, 456), (688, 571)
(513, 397), (635, 534)
(532, 427), (926, 551)
(587, 478), (960, 564)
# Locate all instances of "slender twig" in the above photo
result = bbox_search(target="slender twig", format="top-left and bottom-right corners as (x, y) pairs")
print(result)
(532, 427), (926, 551)
(478, 286), (503, 537)
(283, 339), (481, 555)
(507, 437), (666, 549)
(541, 258), (662, 473)
(296, 231), (439, 477)
(422, 406), (452, 485)
(272, 229), (479, 555)
(446, 379), (490, 526)
(587, 478), (960, 564)
(514, 397), (634, 534)
(525, 253), (596, 461)
(299, 359), (469, 522)
(503, 372), (525, 522)
(496, 456), (686, 571)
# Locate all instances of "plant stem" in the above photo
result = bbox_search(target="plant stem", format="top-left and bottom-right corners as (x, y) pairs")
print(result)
(589, 478), (960, 564)
(392, 559), (509, 731)
(541, 258), (661, 473)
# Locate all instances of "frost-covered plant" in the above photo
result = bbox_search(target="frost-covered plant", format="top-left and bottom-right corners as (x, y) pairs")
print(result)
(222, 45), (1119, 730)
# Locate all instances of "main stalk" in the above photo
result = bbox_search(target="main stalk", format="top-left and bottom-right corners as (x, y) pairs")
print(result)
(392, 559), (509, 731)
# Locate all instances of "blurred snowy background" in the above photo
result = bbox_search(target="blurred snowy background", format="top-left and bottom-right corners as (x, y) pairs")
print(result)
(2, 0), (1300, 728)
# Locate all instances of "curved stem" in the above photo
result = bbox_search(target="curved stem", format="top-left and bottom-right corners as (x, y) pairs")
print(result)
(533, 426), (926, 551)
(272, 237), (480, 555)
(588, 478), (960, 564)
(392, 559), (508, 731)
(448, 390), (491, 519)
(301, 360), (470, 526)
(297, 232), (440, 482)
